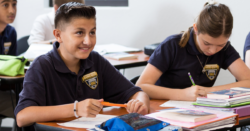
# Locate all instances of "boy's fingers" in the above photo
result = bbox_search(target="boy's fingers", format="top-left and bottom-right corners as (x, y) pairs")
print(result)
(137, 105), (147, 115)
(92, 100), (103, 109)
(133, 102), (143, 113)
(126, 99), (133, 113)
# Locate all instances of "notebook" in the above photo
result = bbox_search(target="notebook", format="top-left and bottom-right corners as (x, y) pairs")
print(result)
(207, 88), (250, 99)
(147, 108), (238, 130)
(195, 95), (250, 107)
(194, 104), (250, 117)
(154, 109), (217, 123)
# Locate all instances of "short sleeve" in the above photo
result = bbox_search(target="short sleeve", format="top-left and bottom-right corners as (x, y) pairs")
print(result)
(148, 38), (175, 73)
(98, 54), (142, 104)
(14, 58), (47, 116)
(221, 42), (240, 69)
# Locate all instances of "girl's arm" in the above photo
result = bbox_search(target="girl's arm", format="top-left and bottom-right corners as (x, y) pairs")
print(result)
(136, 63), (200, 101)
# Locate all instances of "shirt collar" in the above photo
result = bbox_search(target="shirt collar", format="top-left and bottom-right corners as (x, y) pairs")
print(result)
(51, 42), (94, 74)
(186, 28), (203, 55)
(48, 9), (55, 26)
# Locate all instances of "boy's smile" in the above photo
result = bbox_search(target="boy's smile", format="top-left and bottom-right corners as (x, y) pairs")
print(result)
(57, 17), (96, 61)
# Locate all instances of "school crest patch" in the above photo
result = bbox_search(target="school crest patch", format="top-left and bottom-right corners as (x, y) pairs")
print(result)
(204, 64), (219, 80)
(82, 71), (98, 89)
(4, 42), (11, 55)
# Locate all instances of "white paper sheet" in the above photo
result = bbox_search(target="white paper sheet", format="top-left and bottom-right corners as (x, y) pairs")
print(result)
(160, 100), (195, 108)
(93, 43), (141, 55)
(24, 44), (53, 61)
(57, 114), (116, 129)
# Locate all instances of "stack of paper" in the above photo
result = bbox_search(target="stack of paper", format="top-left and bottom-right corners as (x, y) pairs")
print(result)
(194, 87), (250, 117)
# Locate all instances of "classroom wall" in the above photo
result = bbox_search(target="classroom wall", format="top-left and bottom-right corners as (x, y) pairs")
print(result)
(13, 0), (250, 86)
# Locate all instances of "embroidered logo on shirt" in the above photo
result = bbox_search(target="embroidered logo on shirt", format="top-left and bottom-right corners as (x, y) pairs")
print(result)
(204, 64), (219, 80)
(82, 71), (98, 89)
(4, 42), (11, 55)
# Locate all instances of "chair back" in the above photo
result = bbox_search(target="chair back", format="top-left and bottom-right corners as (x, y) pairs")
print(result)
(17, 35), (30, 55)
(130, 75), (140, 85)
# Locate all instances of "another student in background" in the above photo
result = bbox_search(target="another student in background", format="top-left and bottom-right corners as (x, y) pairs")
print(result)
(243, 32), (250, 68)
(15, 2), (149, 128)
(0, 0), (17, 118)
(136, 1), (250, 101)
(27, 0), (84, 45)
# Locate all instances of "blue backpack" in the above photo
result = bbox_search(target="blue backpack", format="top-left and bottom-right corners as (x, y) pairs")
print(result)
(98, 113), (169, 131)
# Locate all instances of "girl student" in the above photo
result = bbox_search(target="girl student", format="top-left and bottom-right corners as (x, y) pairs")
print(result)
(136, 1), (250, 101)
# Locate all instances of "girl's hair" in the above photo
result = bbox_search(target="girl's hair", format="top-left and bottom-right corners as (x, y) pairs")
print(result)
(179, 2), (233, 47)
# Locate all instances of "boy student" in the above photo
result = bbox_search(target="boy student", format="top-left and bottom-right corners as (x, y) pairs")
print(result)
(27, 0), (84, 45)
(136, 1), (250, 101)
(15, 2), (149, 127)
(0, 0), (17, 118)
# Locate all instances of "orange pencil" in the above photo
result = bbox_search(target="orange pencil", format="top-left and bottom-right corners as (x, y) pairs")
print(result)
(101, 101), (127, 107)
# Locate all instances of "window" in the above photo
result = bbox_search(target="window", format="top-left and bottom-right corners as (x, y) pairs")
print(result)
(49, 0), (128, 7)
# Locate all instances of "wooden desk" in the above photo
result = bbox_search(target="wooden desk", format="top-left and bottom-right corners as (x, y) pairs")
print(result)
(36, 100), (250, 131)
(104, 52), (150, 70)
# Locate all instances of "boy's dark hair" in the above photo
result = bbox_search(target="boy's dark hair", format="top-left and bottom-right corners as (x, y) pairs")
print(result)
(179, 2), (233, 47)
(55, 2), (96, 30)
(53, 0), (85, 7)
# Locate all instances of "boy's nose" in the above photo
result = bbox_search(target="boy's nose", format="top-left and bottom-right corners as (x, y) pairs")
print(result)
(83, 35), (91, 45)
(9, 6), (16, 13)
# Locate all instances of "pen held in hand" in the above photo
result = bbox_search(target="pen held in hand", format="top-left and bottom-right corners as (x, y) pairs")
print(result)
(188, 72), (196, 86)
(101, 101), (127, 107)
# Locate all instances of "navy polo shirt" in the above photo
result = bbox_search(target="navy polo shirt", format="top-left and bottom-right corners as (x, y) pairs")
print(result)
(243, 32), (250, 62)
(0, 25), (17, 56)
(15, 42), (141, 116)
(149, 29), (240, 89)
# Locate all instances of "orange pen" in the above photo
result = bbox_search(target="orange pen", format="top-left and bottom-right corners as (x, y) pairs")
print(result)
(101, 101), (127, 107)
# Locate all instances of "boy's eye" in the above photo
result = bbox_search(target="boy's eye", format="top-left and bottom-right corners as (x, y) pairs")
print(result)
(12, 3), (16, 7)
(3, 3), (8, 7)
(76, 31), (83, 35)
(90, 31), (96, 35)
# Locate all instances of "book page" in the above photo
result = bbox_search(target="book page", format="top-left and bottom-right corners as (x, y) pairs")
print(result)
(57, 114), (116, 128)
(160, 100), (195, 108)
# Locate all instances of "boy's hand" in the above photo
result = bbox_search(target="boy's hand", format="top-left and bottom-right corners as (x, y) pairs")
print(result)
(126, 99), (148, 115)
(77, 99), (103, 117)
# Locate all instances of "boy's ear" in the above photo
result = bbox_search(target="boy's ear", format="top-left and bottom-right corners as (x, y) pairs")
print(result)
(53, 29), (63, 43)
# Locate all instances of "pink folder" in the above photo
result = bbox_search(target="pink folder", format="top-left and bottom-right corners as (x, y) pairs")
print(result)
(195, 104), (250, 117)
